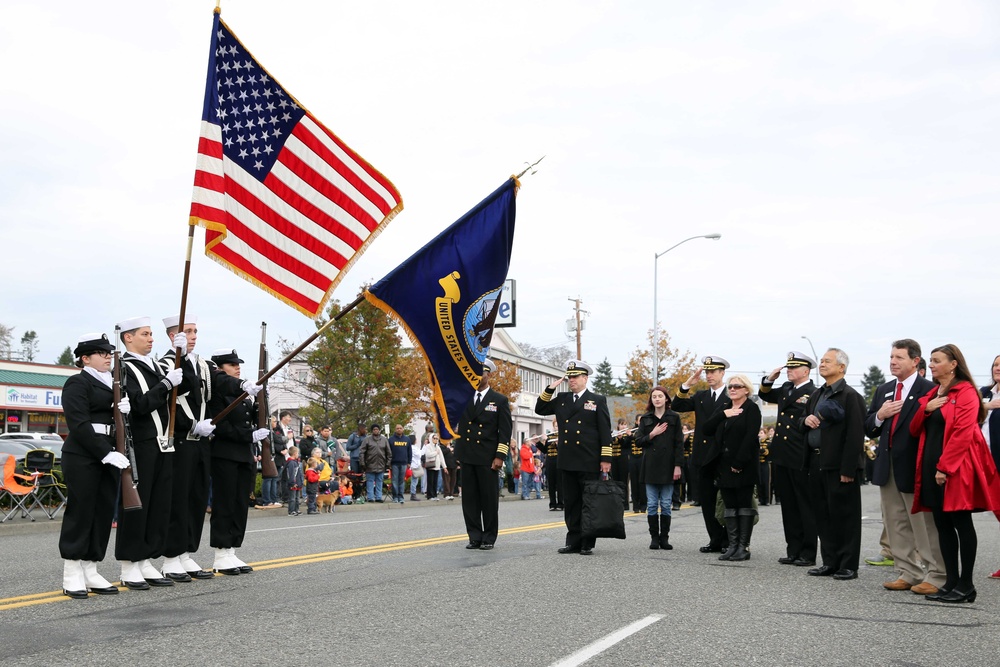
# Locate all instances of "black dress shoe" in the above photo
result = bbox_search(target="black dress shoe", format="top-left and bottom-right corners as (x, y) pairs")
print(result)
(579, 548), (594, 556)
(63, 589), (90, 600)
(924, 587), (953, 602)
(238, 565), (253, 574)
(121, 579), (150, 590)
(555, 505), (564, 511)
(549, 507), (558, 511)
(557, 546), (581, 554)
(145, 577), (175, 587)
(187, 570), (215, 580)
(88, 586), (119, 595)
(479, 544), (494, 551)
(939, 587), (977, 603)
(165, 572), (192, 583)
(214, 567), (241, 576)
(793, 558), (816, 567)
(778, 557), (796, 565)
(466, 541), (482, 550)
(808, 565), (835, 576)
(699, 543), (724, 553)
(832, 569), (858, 580)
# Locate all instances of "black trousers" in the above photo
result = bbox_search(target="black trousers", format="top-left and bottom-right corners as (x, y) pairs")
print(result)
(809, 463), (861, 571)
(757, 462), (771, 505)
(115, 440), (173, 562)
(560, 469), (600, 550)
(545, 457), (561, 508)
(628, 456), (646, 509)
(773, 463), (817, 561)
(610, 457), (629, 510)
(697, 463), (728, 547)
(59, 449), (119, 561)
(461, 463), (500, 544)
(209, 457), (254, 549)
(165, 440), (211, 557)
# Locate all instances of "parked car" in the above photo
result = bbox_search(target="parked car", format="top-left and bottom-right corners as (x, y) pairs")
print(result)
(0, 433), (64, 463)
(0, 441), (32, 462)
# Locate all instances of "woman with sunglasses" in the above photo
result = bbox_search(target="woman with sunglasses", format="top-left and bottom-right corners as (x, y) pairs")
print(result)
(636, 386), (684, 550)
(704, 374), (762, 561)
(910, 344), (1000, 602)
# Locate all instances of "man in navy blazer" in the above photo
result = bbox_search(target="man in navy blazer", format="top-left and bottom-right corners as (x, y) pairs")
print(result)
(864, 339), (944, 595)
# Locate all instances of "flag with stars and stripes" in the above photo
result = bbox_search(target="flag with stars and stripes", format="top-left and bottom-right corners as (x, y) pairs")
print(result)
(189, 10), (403, 317)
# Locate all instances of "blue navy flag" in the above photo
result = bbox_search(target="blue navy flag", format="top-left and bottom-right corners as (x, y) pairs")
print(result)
(364, 179), (517, 439)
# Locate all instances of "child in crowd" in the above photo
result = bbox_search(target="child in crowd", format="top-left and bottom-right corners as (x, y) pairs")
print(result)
(285, 446), (303, 516)
(305, 457), (321, 515)
(339, 476), (354, 504)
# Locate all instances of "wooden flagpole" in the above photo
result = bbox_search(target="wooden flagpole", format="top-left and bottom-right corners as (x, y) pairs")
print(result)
(211, 294), (365, 424)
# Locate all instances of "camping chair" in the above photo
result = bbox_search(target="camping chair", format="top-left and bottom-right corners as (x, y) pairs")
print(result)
(23, 449), (67, 519)
(0, 455), (40, 522)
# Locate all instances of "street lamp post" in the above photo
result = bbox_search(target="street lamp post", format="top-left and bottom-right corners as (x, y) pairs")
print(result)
(652, 234), (722, 387)
(801, 335), (820, 384)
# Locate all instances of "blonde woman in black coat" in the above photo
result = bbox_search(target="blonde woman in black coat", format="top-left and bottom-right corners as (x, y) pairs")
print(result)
(636, 386), (684, 550)
(705, 374), (762, 561)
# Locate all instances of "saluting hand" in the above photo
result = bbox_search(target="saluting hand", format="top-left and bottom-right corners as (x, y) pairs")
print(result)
(766, 366), (783, 382)
(548, 377), (566, 390)
(685, 368), (703, 387)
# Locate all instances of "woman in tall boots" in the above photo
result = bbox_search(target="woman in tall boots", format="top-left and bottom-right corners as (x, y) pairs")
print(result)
(636, 386), (684, 550)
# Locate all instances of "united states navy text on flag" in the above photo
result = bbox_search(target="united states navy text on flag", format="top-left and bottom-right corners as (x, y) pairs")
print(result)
(190, 10), (403, 317)
(364, 179), (517, 439)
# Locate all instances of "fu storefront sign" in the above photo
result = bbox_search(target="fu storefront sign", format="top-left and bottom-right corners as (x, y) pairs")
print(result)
(1, 385), (63, 409)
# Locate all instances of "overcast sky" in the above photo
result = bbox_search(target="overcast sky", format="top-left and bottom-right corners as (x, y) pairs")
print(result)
(3, 0), (998, 391)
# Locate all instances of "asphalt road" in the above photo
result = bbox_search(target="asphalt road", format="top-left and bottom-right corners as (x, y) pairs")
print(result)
(1, 485), (998, 666)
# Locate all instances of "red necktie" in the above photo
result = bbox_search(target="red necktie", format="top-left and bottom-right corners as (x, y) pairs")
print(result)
(889, 382), (903, 447)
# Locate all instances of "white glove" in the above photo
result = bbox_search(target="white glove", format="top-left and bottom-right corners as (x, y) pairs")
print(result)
(172, 332), (188, 350)
(192, 419), (216, 438)
(241, 380), (263, 397)
(117, 397), (131, 416)
(251, 428), (270, 443)
(165, 367), (183, 387)
(101, 451), (130, 469)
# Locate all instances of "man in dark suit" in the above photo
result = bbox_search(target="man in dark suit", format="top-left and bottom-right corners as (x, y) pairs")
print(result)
(759, 351), (817, 567)
(802, 348), (866, 581)
(455, 359), (512, 550)
(866, 339), (944, 594)
(673, 356), (730, 553)
(535, 360), (612, 556)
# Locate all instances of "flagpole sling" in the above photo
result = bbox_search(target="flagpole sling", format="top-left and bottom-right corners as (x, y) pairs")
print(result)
(211, 295), (366, 424)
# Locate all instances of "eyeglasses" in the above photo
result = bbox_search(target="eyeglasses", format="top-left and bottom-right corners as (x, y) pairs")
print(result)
(727, 384), (746, 390)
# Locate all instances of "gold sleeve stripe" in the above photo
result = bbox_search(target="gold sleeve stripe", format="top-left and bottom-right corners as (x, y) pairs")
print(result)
(540, 389), (554, 401)
(759, 384), (772, 393)
(600, 446), (612, 457)
(497, 444), (509, 455)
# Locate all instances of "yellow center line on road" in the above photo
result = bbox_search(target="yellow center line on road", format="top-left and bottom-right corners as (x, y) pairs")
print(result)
(0, 520), (566, 611)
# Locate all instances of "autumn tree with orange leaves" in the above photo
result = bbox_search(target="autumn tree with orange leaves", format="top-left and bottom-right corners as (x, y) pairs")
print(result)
(616, 328), (699, 427)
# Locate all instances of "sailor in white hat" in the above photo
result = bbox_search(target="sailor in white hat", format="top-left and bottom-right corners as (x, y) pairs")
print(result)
(114, 316), (188, 590)
(158, 314), (216, 582)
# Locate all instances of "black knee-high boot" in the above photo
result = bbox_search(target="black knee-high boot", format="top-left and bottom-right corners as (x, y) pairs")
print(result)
(648, 515), (660, 550)
(731, 509), (756, 561)
(659, 515), (673, 550)
(718, 510), (739, 561)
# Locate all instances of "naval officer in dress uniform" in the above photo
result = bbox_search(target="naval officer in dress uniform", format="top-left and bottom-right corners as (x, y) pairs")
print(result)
(759, 351), (818, 566)
(535, 360), (613, 556)
(455, 359), (512, 550)
(58, 333), (128, 598)
(673, 356), (730, 553)
(115, 316), (191, 589)
(159, 314), (216, 582)
(207, 349), (267, 574)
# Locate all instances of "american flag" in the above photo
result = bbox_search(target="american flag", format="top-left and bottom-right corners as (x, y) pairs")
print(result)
(189, 12), (403, 317)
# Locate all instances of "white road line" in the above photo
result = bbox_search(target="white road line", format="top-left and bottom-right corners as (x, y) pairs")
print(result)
(549, 614), (665, 667)
(246, 515), (427, 534)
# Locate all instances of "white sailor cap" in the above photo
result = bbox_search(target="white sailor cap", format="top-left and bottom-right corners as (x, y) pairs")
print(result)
(211, 348), (244, 365)
(482, 359), (497, 373)
(117, 316), (151, 332)
(566, 360), (593, 377)
(785, 351), (816, 369)
(701, 356), (730, 371)
(73, 333), (114, 357)
(162, 314), (197, 329)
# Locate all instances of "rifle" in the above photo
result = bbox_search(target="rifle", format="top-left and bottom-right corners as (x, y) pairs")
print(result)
(113, 325), (142, 511)
(257, 322), (278, 478)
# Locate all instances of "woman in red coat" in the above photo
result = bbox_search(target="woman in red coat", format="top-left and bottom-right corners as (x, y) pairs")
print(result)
(910, 344), (1000, 603)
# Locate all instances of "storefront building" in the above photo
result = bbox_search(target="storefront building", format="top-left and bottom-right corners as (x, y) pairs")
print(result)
(0, 360), (77, 436)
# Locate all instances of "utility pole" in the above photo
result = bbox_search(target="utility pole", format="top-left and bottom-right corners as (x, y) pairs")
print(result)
(567, 297), (586, 359)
